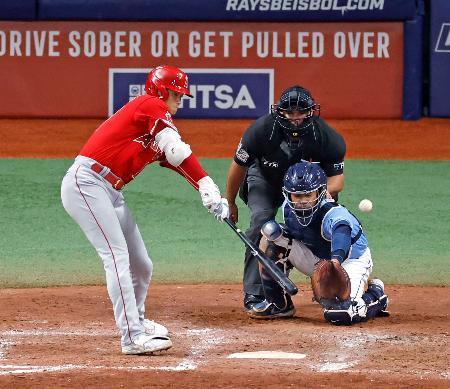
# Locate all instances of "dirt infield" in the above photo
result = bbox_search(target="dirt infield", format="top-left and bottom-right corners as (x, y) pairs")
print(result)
(0, 284), (448, 387)
(0, 117), (449, 159)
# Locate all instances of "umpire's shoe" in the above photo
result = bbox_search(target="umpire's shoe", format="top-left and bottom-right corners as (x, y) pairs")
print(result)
(244, 293), (265, 312)
(122, 334), (172, 355)
(248, 298), (295, 319)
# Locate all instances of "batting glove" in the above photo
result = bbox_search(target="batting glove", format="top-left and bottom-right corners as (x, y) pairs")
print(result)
(198, 176), (221, 211)
(211, 198), (229, 222)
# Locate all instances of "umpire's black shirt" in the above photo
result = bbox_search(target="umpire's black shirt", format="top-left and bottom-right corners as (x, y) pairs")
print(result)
(234, 114), (346, 187)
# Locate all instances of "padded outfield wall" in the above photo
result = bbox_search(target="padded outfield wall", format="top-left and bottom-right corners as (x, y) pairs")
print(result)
(0, 0), (424, 119)
(429, 0), (450, 117)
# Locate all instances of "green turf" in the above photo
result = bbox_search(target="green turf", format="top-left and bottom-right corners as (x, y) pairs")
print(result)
(0, 159), (449, 288)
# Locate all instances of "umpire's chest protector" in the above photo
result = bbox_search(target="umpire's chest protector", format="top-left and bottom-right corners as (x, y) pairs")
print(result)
(284, 203), (339, 259)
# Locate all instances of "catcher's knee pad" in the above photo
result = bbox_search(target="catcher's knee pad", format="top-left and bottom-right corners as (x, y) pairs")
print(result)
(362, 279), (389, 319)
(261, 221), (283, 242)
(261, 221), (292, 249)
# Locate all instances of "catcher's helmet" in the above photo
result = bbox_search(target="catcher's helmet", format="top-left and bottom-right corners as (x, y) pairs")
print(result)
(145, 65), (193, 100)
(283, 162), (327, 226)
(271, 85), (320, 143)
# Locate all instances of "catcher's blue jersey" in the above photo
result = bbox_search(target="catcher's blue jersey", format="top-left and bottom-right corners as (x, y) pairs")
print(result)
(283, 199), (368, 259)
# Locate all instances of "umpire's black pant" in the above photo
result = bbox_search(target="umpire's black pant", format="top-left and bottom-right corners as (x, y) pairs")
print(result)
(239, 166), (284, 297)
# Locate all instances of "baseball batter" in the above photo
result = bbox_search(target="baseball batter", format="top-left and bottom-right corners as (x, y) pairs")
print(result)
(248, 162), (389, 325)
(61, 65), (229, 355)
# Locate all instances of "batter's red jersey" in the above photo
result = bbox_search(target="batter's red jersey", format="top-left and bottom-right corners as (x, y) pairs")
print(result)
(80, 95), (177, 183)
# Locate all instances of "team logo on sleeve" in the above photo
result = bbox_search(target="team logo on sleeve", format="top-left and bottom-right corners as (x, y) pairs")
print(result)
(235, 141), (249, 163)
(149, 118), (178, 136)
(133, 133), (158, 150)
(333, 162), (345, 170)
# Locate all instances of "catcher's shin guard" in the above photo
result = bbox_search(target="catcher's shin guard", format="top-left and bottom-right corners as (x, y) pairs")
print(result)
(362, 279), (390, 319)
(323, 300), (359, 326)
(324, 279), (389, 325)
(259, 242), (292, 309)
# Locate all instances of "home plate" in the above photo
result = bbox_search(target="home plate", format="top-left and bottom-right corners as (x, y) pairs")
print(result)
(228, 351), (306, 359)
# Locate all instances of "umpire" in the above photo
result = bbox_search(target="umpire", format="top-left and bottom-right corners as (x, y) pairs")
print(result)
(225, 85), (346, 311)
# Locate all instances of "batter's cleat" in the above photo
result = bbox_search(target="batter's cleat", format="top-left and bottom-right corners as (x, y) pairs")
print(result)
(247, 299), (295, 319)
(122, 334), (172, 355)
(243, 294), (265, 312)
(142, 319), (169, 337)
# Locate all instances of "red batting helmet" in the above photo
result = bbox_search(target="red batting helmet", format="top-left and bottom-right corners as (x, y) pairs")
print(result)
(145, 65), (193, 99)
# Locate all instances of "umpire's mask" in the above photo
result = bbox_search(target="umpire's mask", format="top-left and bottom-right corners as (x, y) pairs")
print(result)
(271, 86), (320, 146)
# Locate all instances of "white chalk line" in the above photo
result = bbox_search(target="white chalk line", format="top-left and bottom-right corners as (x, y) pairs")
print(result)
(0, 326), (229, 375)
(0, 364), (86, 375)
(0, 364), (196, 375)
(1, 329), (116, 337)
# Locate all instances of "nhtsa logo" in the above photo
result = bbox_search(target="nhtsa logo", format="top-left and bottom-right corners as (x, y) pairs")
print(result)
(226, 0), (385, 13)
(109, 69), (274, 118)
(435, 23), (450, 53)
(179, 85), (255, 110)
(126, 84), (256, 109)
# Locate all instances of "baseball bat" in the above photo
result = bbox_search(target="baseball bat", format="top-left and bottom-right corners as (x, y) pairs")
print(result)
(224, 218), (298, 296)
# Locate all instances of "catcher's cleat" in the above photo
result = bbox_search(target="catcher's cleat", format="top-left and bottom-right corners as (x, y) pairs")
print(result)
(142, 319), (169, 337)
(376, 296), (390, 317)
(243, 293), (265, 312)
(122, 334), (172, 355)
(368, 279), (390, 317)
(248, 299), (295, 319)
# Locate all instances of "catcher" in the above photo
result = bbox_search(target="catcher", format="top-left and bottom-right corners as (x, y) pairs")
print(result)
(247, 161), (389, 325)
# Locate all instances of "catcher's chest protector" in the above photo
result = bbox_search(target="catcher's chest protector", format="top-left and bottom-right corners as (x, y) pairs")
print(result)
(283, 202), (339, 259)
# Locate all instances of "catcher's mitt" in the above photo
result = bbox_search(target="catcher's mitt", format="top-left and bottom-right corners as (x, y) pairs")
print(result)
(311, 260), (351, 307)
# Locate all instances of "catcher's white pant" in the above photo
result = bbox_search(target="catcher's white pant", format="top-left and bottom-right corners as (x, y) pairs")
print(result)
(61, 156), (153, 346)
(287, 241), (373, 308)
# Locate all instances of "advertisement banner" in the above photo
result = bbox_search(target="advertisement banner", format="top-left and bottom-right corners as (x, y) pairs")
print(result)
(109, 68), (274, 118)
(0, 21), (403, 118)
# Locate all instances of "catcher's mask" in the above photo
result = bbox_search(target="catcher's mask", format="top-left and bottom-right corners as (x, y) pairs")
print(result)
(283, 162), (327, 226)
(271, 85), (320, 146)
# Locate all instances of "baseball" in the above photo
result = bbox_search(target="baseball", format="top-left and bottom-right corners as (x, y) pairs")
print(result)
(358, 199), (373, 213)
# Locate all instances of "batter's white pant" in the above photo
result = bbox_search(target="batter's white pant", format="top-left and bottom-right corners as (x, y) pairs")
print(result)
(61, 156), (153, 346)
(287, 241), (373, 306)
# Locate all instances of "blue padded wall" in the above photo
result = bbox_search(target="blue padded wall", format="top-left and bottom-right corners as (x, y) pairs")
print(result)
(0, 1), (36, 20)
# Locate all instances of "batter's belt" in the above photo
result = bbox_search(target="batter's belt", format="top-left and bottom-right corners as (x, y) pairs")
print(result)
(91, 163), (125, 190)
